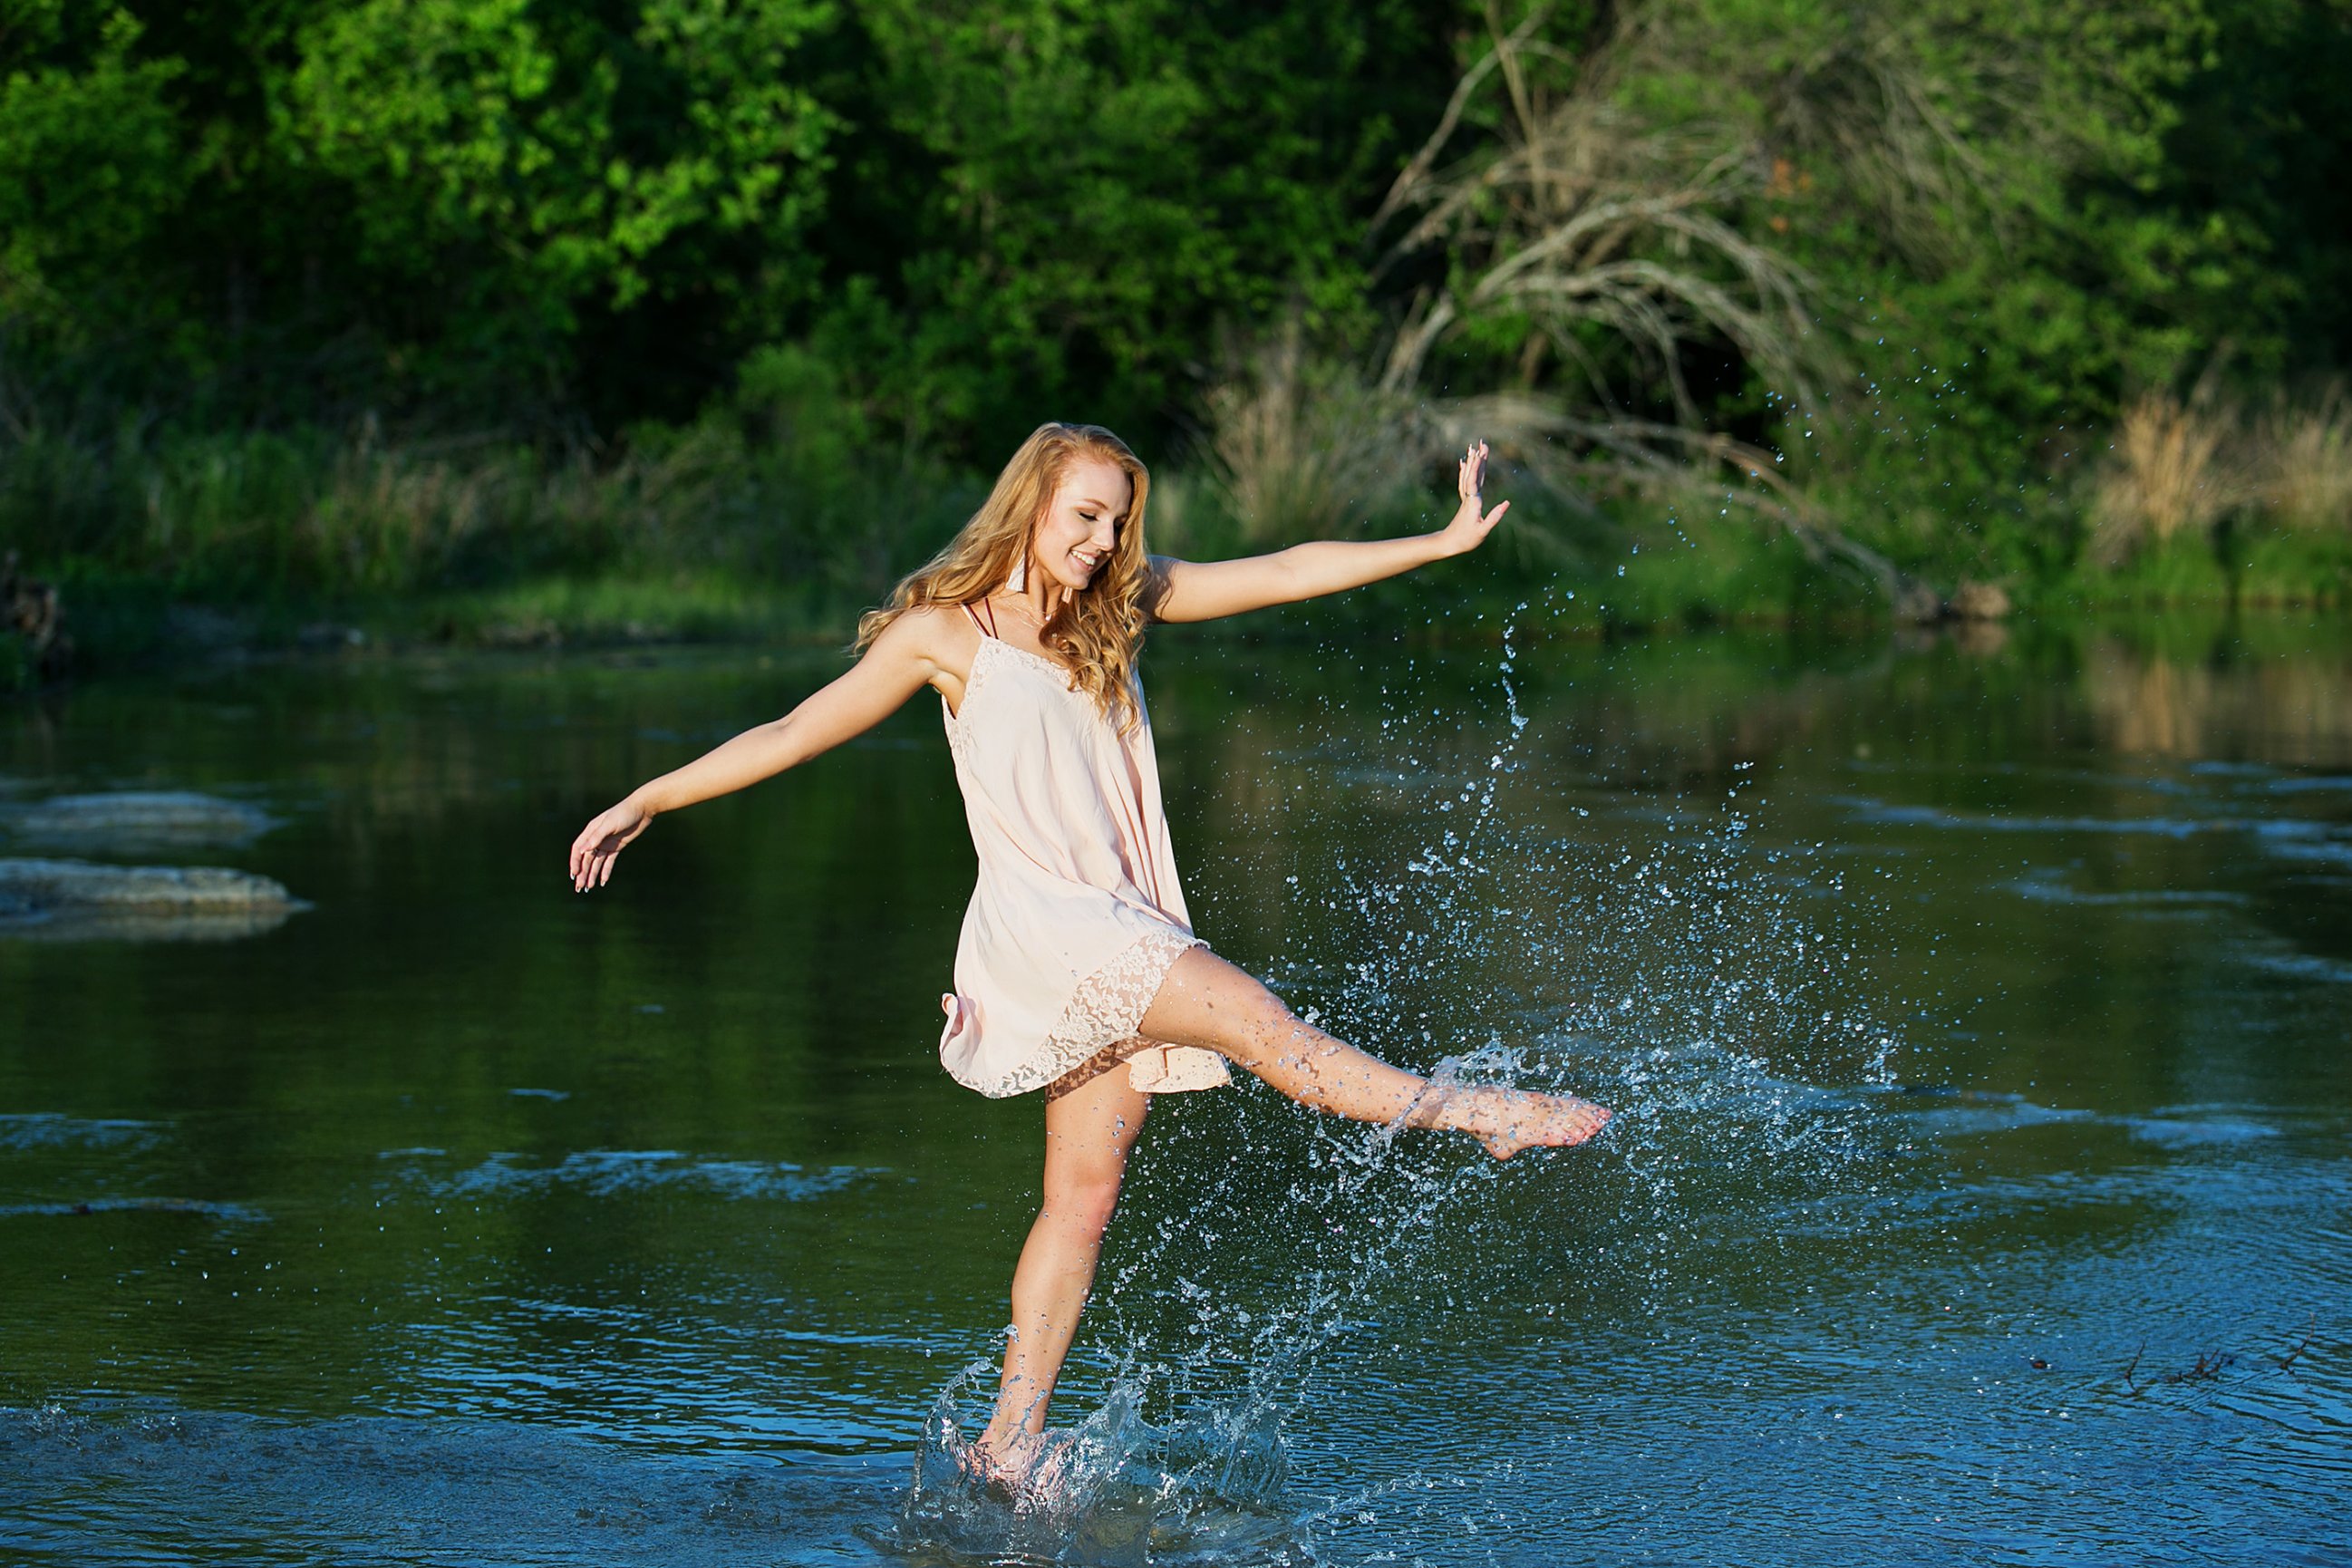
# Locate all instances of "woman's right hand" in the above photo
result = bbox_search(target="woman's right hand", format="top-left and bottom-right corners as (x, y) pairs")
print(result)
(569, 796), (653, 891)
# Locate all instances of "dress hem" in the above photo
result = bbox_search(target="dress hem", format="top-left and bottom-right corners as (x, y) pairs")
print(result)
(943, 928), (1205, 1099)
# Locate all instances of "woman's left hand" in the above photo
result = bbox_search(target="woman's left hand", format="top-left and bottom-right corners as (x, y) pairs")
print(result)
(1438, 439), (1509, 557)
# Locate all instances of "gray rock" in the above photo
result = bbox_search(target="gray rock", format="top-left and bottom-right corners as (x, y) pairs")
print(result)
(5, 791), (277, 848)
(0, 857), (304, 943)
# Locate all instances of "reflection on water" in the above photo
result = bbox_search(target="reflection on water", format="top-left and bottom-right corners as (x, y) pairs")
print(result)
(2, 617), (2348, 1565)
(2087, 632), (2352, 762)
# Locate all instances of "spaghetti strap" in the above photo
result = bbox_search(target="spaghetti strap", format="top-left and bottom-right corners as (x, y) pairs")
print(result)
(963, 599), (1000, 639)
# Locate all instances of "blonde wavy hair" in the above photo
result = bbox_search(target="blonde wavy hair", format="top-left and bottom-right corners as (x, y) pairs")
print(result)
(856, 422), (1157, 730)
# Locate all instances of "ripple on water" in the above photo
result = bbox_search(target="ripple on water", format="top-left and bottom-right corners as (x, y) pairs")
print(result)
(0, 1195), (266, 1223)
(382, 1148), (877, 1204)
(2232, 942), (2352, 985)
(1835, 796), (2225, 838)
(0, 1402), (905, 1568)
(2000, 868), (2249, 910)
(0, 1113), (166, 1152)
(2250, 818), (2352, 870)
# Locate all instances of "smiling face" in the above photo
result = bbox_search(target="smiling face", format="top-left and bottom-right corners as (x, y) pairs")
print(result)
(1027, 455), (1133, 595)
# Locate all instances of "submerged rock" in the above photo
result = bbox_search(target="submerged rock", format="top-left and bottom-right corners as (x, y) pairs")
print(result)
(0, 857), (304, 942)
(5, 791), (277, 848)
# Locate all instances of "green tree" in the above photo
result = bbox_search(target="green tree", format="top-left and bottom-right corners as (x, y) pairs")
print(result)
(0, 3), (188, 425)
(281, 0), (839, 415)
(821, 0), (1457, 450)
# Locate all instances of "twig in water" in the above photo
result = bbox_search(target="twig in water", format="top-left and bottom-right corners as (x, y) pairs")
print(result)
(2156, 1349), (2233, 1384)
(2269, 1312), (2318, 1372)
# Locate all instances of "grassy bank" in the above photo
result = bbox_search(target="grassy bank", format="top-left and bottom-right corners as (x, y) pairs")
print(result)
(6, 382), (2352, 684)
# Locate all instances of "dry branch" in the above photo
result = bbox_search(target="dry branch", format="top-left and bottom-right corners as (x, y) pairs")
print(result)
(1358, 3), (1964, 609)
(1371, 10), (1826, 412)
(1355, 1), (2086, 613)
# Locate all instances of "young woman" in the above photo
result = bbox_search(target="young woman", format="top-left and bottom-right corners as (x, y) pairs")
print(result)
(566, 422), (1610, 1479)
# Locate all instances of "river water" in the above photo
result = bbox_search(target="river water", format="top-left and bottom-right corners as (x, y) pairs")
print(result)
(2, 616), (2347, 1565)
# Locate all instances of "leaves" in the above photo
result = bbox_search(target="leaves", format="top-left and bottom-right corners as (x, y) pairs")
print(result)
(281, 0), (837, 316)
(0, 9), (188, 337)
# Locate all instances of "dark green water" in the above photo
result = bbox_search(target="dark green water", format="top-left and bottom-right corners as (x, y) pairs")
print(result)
(2, 617), (2347, 1565)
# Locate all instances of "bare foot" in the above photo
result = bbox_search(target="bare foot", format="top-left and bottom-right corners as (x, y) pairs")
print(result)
(957, 1424), (1065, 1498)
(1448, 1086), (1612, 1159)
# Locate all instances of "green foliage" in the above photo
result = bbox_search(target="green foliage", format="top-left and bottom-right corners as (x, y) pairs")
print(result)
(815, 0), (1449, 450)
(282, 0), (837, 319)
(3, 391), (977, 616)
(1, 0), (2348, 632)
(0, 5), (187, 341)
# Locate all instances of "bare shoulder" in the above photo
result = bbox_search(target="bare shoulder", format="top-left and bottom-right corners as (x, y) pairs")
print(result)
(870, 602), (956, 659)
(867, 600), (983, 690)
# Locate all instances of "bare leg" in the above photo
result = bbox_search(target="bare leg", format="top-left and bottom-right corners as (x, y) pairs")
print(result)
(1137, 948), (1610, 1157)
(970, 1064), (1149, 1476)
(964, 952), (1602, 1482)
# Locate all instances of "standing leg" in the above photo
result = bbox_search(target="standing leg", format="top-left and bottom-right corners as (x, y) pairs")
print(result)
(971, 1062), (1149, 1472)
(1137, 948), (1610, 1155)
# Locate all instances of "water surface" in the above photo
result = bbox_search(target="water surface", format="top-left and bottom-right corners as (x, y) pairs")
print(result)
(2, 618), (2347, 1564)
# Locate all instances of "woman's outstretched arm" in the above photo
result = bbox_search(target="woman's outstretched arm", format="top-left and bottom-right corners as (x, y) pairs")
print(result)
(1148, 440), (1507, 624)
(566, 610), (950, 890)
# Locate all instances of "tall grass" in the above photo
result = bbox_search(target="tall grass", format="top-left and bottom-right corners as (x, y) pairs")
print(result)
(2073, 382), (2352, 609)
(1200, 328), (1421, 547)
(2256, 385), (2352, 532)
(2088, 391), (2235, 565)
(0, 349), (983, 635)
(10, 359), (2352, 667)
(2086, 383), (2352, 555)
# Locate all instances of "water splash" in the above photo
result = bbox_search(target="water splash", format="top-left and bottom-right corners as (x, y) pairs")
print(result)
(896, 612), (1921, 1561)
(894, 1360), (1307, 1565)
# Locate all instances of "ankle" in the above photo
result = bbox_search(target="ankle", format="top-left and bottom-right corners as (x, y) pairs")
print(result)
(1410, 1080), (1495, 1136)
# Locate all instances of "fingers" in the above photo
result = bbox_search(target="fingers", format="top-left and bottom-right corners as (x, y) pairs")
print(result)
(570, 818), (604, 891)
(569, 816), (624, 891)
(1457, 439), (1491, 499)
(574, 839), (619, 892)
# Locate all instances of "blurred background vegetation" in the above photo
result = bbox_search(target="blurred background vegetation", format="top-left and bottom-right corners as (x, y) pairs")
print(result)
(3, 0), (2350, 667)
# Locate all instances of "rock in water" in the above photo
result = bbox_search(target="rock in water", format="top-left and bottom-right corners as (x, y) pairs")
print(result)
(0, 857), (304, 943)
(1949, 580), (2013, 620)
(5, 791), (277, 848)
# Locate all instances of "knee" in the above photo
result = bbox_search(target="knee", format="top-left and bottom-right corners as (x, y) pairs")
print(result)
(1041, 1160), (1126, 1236)
(1209, 991), (1320, 1073)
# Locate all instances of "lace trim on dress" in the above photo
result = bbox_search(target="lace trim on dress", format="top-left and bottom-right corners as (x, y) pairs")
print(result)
(944, 635), (1081, 769)
(943, 635), (1004, 769)
(1044, 1036), (1151, 1102)
(986, 927), (1203, 1099)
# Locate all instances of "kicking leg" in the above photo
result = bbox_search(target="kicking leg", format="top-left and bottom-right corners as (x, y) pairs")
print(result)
(972, 1062), (1149, 1472)
(1137, 947), (1609, 1157)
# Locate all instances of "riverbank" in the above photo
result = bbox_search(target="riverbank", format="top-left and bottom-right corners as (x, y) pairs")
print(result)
(16, 518), (2352, 685)
(9, 415), (2352, 689)
(15, 550), (2352, 703)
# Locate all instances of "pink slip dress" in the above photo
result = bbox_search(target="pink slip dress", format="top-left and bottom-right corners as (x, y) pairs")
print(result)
(936, 605), (1232, 1099)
